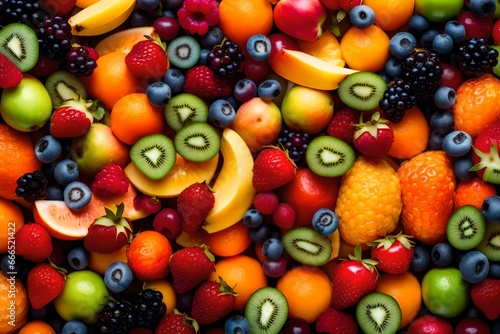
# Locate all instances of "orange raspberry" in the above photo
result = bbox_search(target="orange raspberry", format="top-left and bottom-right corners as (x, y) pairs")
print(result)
(453, 177), (497, 211)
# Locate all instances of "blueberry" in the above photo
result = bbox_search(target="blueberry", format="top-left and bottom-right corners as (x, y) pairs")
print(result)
(482, 195), (500, 223)
(67, 247), (89, 270)
(434, 86), (456, 110)
(248, 223), (270, 243)
(45, 185), (64, 200)
(459, 250), (490, 283)
(429, 109), (454, 134)
(63, 181), (92, 210)
(442, 131), (472, 156)
(243, 208), (264, 228)
(54, 159), (79, 186)
(224, 315), (251, 334)
(420, 29), (439, 50)
(389, 32), (417, 59)
(104, 261), (134, 293)
(246, 34), (272, 61)
(431, 242), (454, 267)
(1, 254), (21, 273)
(454, 155), (475, 182)
(208, 99), (236, 128)
(34, 135), (62, 163)
(428, 129), (446, 150)
(61, 320), (88, 334)
(377, 70), (392, 84)
(198, 48), (210, 65)
(162, 68), (185, 95)
(262, 237), (283, 260)
(128, 10), (152, 27)
(234, 78), (257, 103)
(258, 79), (282, 101)
(444, 21), (466, 44)
(384, 57), (403, 78)
(312, 208), (338, 236)
(136, 0), (159, 11)
(408, 14), (431, 36)
(349, 5), (375, 29)
(146, 81), (172, 107)
(489, 261), (500, 278)
(432, 33), (454, 55)
(198, 26), (224, 49)
(469, 0), (497, 17)
(410, 245), (430, 272)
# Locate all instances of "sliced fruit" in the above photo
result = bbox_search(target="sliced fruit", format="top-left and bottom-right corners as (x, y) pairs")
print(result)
(281, 227), (332, 266)
(295, 30), (345, 67)
(328, 230), (341, 261)
(175, 229), (209, 248)
(94, 26), (156, 55)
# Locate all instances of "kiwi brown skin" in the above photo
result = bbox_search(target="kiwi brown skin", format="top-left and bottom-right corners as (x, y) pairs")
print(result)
(446, 205), (486, 251)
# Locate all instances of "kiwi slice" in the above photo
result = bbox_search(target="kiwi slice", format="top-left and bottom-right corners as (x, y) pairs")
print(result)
(44, 71), (88, 107)
(446, 205), (486, 251)
(174, 122), (220, 162)
(129, 134), (176, 181)
(244, 287), (288, 334)
(305, 135), (355, 178)
(337, 71), (387, 111)
(166, 35), (201, 69)
(0, 23), (39, 72)
(164, 93), (208, 132)
(476, 222), (500, 261)
(356, 292), (402, 334)
(281, 227), (332, 266)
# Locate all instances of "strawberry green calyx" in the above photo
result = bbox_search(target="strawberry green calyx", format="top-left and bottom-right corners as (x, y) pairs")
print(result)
(368, 232), (415, 250)
(217, 276), (239, 297)
(470, 144), (500, 184)
(353, 112), (391, 140)
(48, 258), (68, 278)
(200, 244), (216, 262)
(173, 309), (200, 333)
(95, 202), (133, 242)
(348, 244), (378, 271)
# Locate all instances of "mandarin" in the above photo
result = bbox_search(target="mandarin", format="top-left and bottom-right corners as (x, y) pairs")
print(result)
(127, 230), (172, 281)
(453, 177), (497, 211)
(0, 198), (24, 253)
(204, 220), (251, 257)
(363, 0), (415, 31)
(18, 320), (55, 334)
(0, 271), (29, 334)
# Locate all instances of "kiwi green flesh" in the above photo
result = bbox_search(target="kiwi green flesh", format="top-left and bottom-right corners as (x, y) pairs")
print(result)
(476, 222), (500, 261)
(165, 93), (208, 132)
(45, 71), (87, 107)
(356, 292), (401, 334)
(338, 72), (386, 111)
(281, 227), (332, 266)
(305, 136), (355, 178)
(446, 205), (486, 250)
(130, 134), (176, 181)
(245, 287), (288, 334)
(0, 23), (39, 72)
(166, 36), (201, 69)
(174, 122), (220, 162)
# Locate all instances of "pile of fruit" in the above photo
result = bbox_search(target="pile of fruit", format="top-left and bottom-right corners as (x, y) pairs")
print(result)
(2, 0), (500, 332)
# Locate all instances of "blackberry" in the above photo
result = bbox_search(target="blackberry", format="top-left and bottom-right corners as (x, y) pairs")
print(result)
(378, 78), (417, 123)
(207, 40), (245, 77)
(129, 289), (166, 330)
(0, 0), (48, 30)
(402, 49), (442, 100)
(277, 127), (310, 163)
(95, 300), (133, 334)
(456, 37), (499, 77)
(15, 170), (48, 203)
(65, 46), (98, 77)
(36, 15), (73, 60)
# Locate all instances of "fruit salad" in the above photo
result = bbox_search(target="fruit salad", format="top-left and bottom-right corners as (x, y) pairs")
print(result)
(1, 0), (500, 333)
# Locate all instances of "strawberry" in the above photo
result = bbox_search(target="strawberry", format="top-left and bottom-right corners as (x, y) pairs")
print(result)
(190, 277), (237, 325)
(83, 203), (133, 254)
(169, 244), (216, 294)
(331, 244), (379, 310)
(369, 233), (415, 274)
(326, 106), (360, 144)
(156, 310), (200, 334)
(252, 147), (297, 192)
(125, 38), (169, 81)
(315, 307), (358, 334)
(177, 182), (215, 234)
(470, 120), (500, 184)
(91, 164), (129, 197)
(470, 278), (500, 320)
(15, 223), (53, 263)
(27, 262), (65, 309)
(353, 112), (395, 157)
(49, 97), (104, 138)
(183, 65), (232, 100)
(0, 52), (22, 89)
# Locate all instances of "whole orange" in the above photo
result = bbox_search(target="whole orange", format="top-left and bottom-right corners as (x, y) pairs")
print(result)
(18, 320), (55, 334)
(0, 271), (29, 334)
(0, 198), (24, 253)
(363, 0), (415, 31)
(127, 231), (172, 281)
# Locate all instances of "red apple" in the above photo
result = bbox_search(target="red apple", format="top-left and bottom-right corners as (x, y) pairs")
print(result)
(273, 0), (328, 41)
(456, 10), (493, 40)
(39, 0), (76, 16)
(320, 0), (342, 10)
(493, 18), (500, 44)
(407, 315), (453, 334)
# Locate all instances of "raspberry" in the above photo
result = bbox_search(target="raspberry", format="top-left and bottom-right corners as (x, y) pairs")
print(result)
(183, 65), (232, 100)
(91, 164), (129, 197)
(177, 0), (219, 35)
(326, 107), (360, 144)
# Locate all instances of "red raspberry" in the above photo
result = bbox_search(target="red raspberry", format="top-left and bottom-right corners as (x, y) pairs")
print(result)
(177, 0), (219, 35)
(91, 164), (129, 197)
(327, 107), (361, 144)
(183, 65), (232, 100)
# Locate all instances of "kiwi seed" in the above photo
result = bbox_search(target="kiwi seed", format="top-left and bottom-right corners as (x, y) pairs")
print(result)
(305, 135), (355, 178)
(166, 35), (201, 69)
(44, 70), (87, 107)
(281, 227), (332, 266)
(337, 71), (387, 111)
(0, 23), (39, 72)
(164, 93), (208, 132)
(446, 205), (486, 251)
(476, 222), (500, 262)
(356, 292), (402, 334)
(174, 122), (220, 162)
(244, 287), (288, 334)
(129, 133), (176, 181)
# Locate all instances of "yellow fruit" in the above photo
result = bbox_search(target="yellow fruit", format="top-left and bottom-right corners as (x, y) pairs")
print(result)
(144, 280), (176, 315)
(335, 155), (402, 245)
(0, 271), (29, 333)
(76, 0), (100, 8)
(295, 30), (345, 67)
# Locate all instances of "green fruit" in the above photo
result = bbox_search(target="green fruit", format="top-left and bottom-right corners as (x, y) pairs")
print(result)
(421, 267), (469, 318)
(0, 74), (52, 132)
(491, 45), (500, 77)
(415, 0), (464, 22)
(53, 270), (109, 324)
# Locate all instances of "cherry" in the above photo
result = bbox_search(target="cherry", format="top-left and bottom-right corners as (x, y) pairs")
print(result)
(492, 18), (500, 45)
(455, 10), (493, 40)
(28, 55), (60, 78)
(152, 208), (182, 239)
(281, 318), (312, 334)
(454, 317), (491, 334)
(243, 58), (271, 85)
(272, 203), (296, 230)
(153, 16), (181, 42)
(262, 257), (287, 277)
(253, 191), (280, 214)
(340, 0), (362, 12)
(440, 62), (464, 91)
(135, 194), (162, 214)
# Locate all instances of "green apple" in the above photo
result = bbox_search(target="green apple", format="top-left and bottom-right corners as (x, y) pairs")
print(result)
(492, 45), (500, 77)
(53, 270), (109, 324)
(494, 0), (500, 18)
(70, 122), (131, 178)
(421, 267), (469, 318)
(0, 74), (52, 132)
(415, 0), (464, 22)
(281, 84), (334, 135)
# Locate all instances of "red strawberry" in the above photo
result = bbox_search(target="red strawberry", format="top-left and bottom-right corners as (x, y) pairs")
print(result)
(190, 277), (237, 325)
(156, 311), (199, 334)
(15, 223), (53, 263)
(470, 120), (500, 183)
(252, 147), (297, 192)
(326, 106), (360, 144)
(353, 112), (394, 157)
(331, 244), (379, 310)
(470, 278), (500, 320)
(27, 262), (65, 309)
(49, 97), (104, 138)
(91, 164), (129, 197)
(0, 53), (22, 88)
(183, 65), (232, 100)
(177, 182), (215, 234)
(83, 203), (133, 254)
(369, 233), (415, 274)
(125, 39), (169, 81)
(316, 307), (358, 334)
(169, 244), (215, 294)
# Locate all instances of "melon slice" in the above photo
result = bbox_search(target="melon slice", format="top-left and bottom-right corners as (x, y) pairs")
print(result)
(33, 185), (149, 240)
(124, 153), (220, 198)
